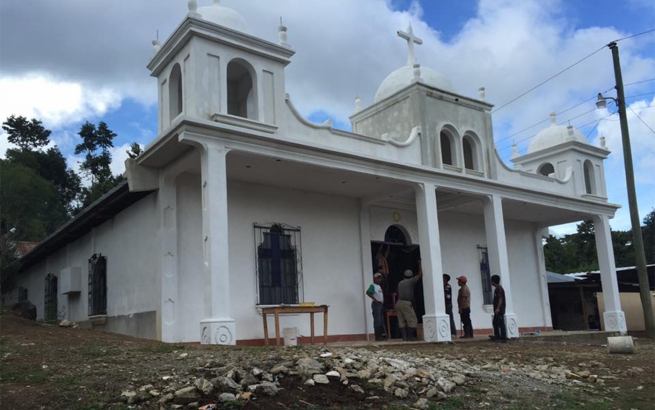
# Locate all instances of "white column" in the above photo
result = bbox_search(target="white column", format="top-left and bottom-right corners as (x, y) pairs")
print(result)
(533, 227), (552, 329)
(483, 195), (519, 338)
(159, 177), (178, 342)
(415, 183), (451, 342)
(198, 142), (235, 344)
(358, 202), (374, 341)
(592, 214), (627, 334)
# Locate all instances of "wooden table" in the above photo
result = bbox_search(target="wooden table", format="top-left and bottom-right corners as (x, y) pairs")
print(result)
(262, 305), (329, 346)
(386, 310), (397, 340)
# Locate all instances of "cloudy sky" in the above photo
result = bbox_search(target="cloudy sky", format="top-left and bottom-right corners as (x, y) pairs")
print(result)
(1, 0), (654, 235)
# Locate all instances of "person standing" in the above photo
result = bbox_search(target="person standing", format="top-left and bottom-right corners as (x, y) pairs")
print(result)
(366, 272), (386, 341)
(395, 261), (423, 341)
(443, 274), (457, 337)
(490, 274), (507, 342)
(456, 276), (473, 338)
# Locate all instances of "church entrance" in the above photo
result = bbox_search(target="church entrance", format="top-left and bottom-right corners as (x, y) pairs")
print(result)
(371, 225), (423, 339)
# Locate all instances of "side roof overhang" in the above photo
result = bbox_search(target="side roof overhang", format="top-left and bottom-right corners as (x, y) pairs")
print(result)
(19, 181), (155, 271)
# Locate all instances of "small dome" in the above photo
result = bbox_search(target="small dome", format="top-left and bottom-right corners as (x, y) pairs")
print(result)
(197, 0), (247, 33)
(528, 112), (589, 154)
(374, 64), (453, 103)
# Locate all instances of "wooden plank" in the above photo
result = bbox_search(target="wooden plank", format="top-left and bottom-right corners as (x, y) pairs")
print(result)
(263, 312), (269, 346)
(323, 307), (328, 345)
(275, 311), (281, 346)
(310, 312), (315, 344)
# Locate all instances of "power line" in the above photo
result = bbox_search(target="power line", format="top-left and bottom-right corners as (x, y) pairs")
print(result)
(628, 105), (655, 135)
(491, 45), (606, 114)
(586, 120), (602, 139)
(497, 112), (617, 153)
(491, 28), (654, 115)
(496, 91), (655, 147)
(624, 78), (655, 87)
(613, 28), (655, 43)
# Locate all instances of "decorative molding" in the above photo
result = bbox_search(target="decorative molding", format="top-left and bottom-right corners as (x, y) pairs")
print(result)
(210, 113), (278, 134)
(603, 311), (627, 334)
(505, 313), (519, 338)
(200, 319), (236, 345)
(423, 314), (452, 342)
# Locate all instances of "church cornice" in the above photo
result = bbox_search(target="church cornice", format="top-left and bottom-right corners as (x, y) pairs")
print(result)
(148, 17), (294, 76)
(511, 140), (610, 164)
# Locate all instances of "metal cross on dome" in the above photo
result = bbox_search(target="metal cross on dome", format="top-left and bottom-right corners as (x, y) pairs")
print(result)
(397, 23), (423, 66)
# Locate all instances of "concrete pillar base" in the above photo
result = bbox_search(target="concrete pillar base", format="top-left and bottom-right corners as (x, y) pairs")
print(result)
(200, 318), (236, 345)
(504, 313), (520, 338)
(603, 310), (627, 334)
(422, 314), (452, 342)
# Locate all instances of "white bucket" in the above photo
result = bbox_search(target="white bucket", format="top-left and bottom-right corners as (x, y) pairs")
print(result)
(283, 327), (298, 346)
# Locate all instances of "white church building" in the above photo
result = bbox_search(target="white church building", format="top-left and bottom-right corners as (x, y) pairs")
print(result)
(14, 1), (628, 344)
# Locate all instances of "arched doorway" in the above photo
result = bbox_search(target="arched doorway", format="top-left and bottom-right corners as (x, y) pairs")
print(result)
(371, 225), (423, 339)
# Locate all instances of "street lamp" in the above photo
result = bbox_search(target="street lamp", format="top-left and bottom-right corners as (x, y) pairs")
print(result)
(597, 41), (654, 338)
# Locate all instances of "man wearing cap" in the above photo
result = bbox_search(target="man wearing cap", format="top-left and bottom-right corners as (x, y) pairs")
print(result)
(366, 272), (386, 341)
(394, 260), (423, 341)
(456, 276), (473, 338)
(443, 274), (457, 337)
(490, 275), (507, 342)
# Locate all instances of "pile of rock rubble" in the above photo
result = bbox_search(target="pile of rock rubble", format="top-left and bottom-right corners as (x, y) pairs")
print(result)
(119, 346), (604, 409)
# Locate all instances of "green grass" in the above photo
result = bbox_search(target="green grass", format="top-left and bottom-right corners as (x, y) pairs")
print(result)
(1, 366), (49, 384)
(79, 346), (105, 358)
(438, 396), (466, 409)
(137, 343), (184, 354)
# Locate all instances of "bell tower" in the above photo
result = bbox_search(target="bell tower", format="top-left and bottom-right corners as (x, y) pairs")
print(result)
(148, 0), (295, 134)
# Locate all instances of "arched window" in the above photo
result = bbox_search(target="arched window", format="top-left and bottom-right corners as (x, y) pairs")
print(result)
(384, 225), (408, 245)
(538, 163), (555, 177)
(44, 274), (58, 322)
(463, 135), (480, 170)
(440, 132), (455, 166)
(227, 59), (256, 119)
(88, 254), (107, 316)
(169, 63), (183, 119)
(584, 160), (596, 194)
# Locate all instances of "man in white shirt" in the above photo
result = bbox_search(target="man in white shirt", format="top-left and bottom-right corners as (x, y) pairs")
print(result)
(366, 272), (385, 341)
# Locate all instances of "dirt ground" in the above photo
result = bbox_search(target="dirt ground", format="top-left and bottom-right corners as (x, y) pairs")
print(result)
(1, 314), (653, 410)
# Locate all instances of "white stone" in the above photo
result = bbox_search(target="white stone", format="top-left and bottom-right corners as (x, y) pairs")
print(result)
(313, 374), (329, 384)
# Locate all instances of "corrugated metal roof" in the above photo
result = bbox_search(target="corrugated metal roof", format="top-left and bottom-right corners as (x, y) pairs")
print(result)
(547, 271), (578, 283)
(15, 241), (38, 257)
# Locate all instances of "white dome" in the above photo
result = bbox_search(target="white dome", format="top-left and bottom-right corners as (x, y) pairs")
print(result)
(375, 64), (453, 103)
(197, 1), (247, 33)
(528, 113), (589, 154)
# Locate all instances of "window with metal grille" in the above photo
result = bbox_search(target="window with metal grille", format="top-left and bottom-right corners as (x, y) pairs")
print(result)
(44, 274), (58, 322)
(477, 246), (493, 305)
(18, 287), (28, 302)
(88, 254), (107, 316)
(254, 223), (303, 305)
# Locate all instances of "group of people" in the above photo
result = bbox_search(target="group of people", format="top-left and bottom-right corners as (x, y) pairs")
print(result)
(366, 262), (508, 342)
(366, 261), (423, 341)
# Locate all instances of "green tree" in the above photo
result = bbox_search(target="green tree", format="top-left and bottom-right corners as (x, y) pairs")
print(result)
(74, 121), (122, 208)
(643, 209), (655, 264)
(127, 142), (143, 159)
(2, 115), (50, 150)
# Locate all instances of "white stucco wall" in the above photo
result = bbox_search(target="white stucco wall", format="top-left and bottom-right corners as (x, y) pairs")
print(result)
(14, 193), (160, 325)
(175, 176), (365, 342)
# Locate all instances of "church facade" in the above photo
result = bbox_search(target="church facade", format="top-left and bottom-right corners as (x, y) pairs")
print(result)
(14, 1), (627, 344)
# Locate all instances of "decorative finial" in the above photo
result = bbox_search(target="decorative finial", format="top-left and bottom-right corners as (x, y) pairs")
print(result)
(412, 64), (422, 82)
(600, 134), (607, 149)
(549, 111), (556, 125)
(214, 0), (221, 4)
(354, 96), (362, 113)
(152, 39), (162, 56)
(566, 125), (575, 141)
(187, 0), (201, 18)
(511, 143), (519, 159)
(478, 87), (486, 101)
(397, 23), (423, 66)
(278, 17), (290, 47)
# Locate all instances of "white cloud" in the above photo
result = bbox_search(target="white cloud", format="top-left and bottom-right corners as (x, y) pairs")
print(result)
(0, 73), (121, 130)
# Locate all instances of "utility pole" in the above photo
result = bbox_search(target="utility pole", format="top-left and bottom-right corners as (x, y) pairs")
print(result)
(609, 41), (655, 338)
